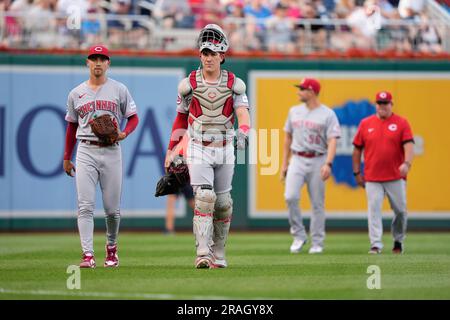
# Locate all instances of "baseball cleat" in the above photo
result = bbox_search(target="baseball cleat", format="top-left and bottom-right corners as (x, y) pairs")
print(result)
(104, 244), (119, 267)
(195, 256), (216, 269)
(290, 239), (306, 253)
(308, 246), (324, 254)
(79, 253), (96, 268)
(213, 255), (228, 268)
(392, 241), (403, 254)
(368, 247), (382, 254)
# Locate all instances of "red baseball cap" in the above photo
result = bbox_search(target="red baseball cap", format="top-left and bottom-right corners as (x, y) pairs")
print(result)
(375, 91), (393, 103)
(295, 78), (321, 95)
(88, 45), (110, 60)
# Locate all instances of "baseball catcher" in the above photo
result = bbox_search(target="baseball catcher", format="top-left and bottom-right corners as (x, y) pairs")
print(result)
(89, 114), (119, 144)
(155, 155), (190, 197)
(164, 24), (251, 269)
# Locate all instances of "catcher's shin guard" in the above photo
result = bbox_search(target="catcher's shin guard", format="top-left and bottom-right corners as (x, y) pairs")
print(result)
(193, 185), (216, 257)
(213, 192), (233, 267)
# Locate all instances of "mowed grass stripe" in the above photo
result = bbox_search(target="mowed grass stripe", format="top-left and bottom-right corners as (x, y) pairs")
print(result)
(0, 232), (449, 299)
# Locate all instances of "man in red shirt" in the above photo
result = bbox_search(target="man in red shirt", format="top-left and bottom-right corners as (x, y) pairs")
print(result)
(352, 91), (414, 254)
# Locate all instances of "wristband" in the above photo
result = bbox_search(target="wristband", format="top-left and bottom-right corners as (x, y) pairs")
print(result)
(239, 125), (250, 134)
(353, 171), (360, 176)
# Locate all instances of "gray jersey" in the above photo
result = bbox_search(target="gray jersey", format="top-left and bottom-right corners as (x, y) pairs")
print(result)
(284, 104), (341, 154)
(65, 78), (137, 141)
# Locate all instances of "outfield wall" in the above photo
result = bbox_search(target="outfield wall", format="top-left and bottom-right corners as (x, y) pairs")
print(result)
(1, 54), (449, 231)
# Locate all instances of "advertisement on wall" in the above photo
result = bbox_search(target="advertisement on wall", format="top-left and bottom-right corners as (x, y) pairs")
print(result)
(249, 71), (450, 218)
(0, 66), (184, 218)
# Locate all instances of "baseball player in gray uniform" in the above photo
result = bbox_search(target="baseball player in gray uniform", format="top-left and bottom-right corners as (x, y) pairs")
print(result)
(63, 45), (139, 268)
(165, 24), (251, 269)
(281, 78), (341, 254)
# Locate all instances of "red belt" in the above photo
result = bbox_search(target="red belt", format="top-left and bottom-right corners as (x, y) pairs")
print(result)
(293, 151), (324, 158)
(193, 139), (228, 147)
(81, 140), (117, 147)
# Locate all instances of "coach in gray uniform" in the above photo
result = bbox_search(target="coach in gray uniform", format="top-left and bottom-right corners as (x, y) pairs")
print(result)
(280, 78), (341, 254)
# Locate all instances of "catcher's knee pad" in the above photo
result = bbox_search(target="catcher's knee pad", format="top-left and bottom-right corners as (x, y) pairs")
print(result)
(214, 192), (233, 221)
(194, 185), (216, 215)
(193, 185), (216, 256)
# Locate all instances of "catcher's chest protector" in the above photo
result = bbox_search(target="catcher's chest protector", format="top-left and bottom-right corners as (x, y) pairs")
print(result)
(188, 70), (235, 137)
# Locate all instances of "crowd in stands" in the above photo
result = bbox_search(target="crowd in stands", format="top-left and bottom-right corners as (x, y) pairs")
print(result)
(0, 0), (447, 54)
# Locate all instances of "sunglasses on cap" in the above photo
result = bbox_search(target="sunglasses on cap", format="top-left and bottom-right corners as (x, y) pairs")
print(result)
(376, 101), (391, 105)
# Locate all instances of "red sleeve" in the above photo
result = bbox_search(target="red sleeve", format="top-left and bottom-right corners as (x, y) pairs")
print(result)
(123, 114), (139, 136)
(168, 112), (188, 150)
(353, 122), (364, 149)
(64, 122), (78, 160)
(401, 119), (414, 143)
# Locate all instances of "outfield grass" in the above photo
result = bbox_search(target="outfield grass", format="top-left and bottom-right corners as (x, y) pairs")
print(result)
(0, 232), (449, 300)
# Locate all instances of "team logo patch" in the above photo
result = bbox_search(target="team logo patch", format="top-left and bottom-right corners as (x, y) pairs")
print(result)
(208, 92), (217, 99)
(176, 95), (182, 105)
(388, 124), (397, 131)
(368, 128), (374, 133)
(379, 92), (387, 99)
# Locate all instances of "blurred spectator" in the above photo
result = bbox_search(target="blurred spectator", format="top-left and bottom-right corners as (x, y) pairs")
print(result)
(1, 0), (21, 47)
(376, 0), (399, 18)
(296, 1), (328, 52)
(81, 0), (104, 48)
(322, 0), (337, 13)
(194, 0), (224, 29)
(137, 0), (157, 16)
(55, 0), (89, 48)
(387, 0), (399, 6)
(346, 0), (383, 50)
(27, 0), (58, 48)
(225, 1), (262, 51)
(266, 2), (295, 52)
(244, 0), (272, 49)
(276, 0), (301, 19)
(107, 0), (133, 47)
(57, 0), (89, 14)
(398, 0), (425, 19)
(335, 0), (356, 17)
(154, 0), (194, 28)
(412, 14), (442, 53)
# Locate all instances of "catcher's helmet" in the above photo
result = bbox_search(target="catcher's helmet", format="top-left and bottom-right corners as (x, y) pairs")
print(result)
(197, 24), (229, 54)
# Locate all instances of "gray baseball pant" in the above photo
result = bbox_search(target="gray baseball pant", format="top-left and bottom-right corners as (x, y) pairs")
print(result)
(365, 179), (407, 249)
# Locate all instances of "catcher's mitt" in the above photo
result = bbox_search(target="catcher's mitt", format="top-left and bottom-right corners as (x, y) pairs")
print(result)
(168, 155), (190, 185)
(155, 172), (181, 197)
(89, 114), (119, 144)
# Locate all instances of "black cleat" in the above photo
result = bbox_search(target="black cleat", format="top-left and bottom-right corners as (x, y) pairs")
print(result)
(392, 241), (403, 254)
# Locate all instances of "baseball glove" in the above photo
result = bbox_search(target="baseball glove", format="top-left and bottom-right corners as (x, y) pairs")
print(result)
(155, 173), (181, 197)
(168, 155), (190, 185)
(89, 114), (119, 144)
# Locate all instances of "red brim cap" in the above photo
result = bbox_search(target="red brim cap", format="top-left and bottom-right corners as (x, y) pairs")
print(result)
(294, 78), (321, 94)
(375, 91), (392, 102)
(88, 45), (110, 60)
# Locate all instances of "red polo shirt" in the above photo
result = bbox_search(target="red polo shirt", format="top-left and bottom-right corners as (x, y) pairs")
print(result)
(353, 113), (414, 182)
